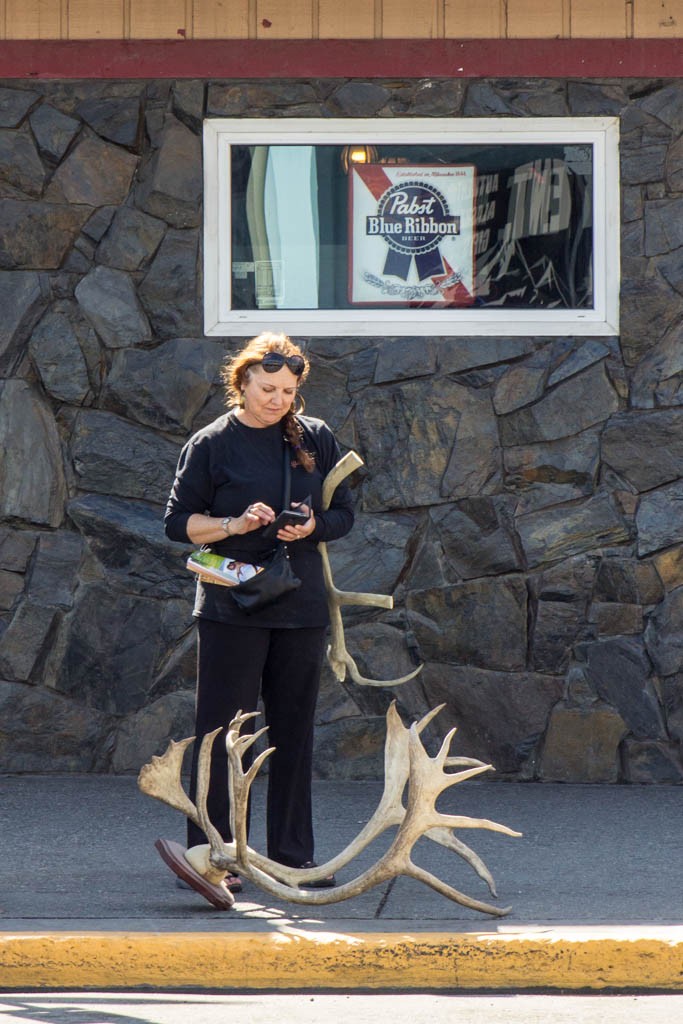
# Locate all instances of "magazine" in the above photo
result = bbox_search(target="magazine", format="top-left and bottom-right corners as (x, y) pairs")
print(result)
(187, 551), (264, 588)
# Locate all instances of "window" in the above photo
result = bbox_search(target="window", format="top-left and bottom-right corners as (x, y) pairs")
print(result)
(204, 117), (619, 337)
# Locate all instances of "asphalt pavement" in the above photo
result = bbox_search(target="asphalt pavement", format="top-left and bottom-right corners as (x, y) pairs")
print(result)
(0, 774), (681, 991)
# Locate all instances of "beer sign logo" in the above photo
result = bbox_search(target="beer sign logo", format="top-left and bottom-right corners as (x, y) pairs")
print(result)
(368, 180), (460, 281)
(349, 164), (475, 306)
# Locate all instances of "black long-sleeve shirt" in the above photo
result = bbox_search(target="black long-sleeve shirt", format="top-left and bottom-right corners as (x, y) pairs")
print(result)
(164, 410), (354, 627)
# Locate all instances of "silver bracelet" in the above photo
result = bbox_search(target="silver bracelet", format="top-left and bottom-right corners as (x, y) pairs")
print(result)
(220, 516), (233, 535)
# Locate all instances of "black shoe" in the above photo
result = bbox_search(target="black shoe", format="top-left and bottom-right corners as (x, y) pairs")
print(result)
(298, 860), (336, 888)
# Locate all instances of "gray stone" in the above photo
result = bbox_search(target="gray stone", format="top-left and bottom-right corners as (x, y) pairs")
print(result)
(172, 81), (204, 133)
(0, 601), (58, 681)
(429, 498), (520, 580)
(355, 377), (500, 511)
(504, 428), (600, 515)
(347, 346), (378, 392)
(645, 587), (683, 676)
(589, 602), (643, 637)
(374, 338), (437, 384)
(602, 409), (683, 491)
(67, 493), (190, 599)
(636, 479), (683, 557)
(620, 275), (683, 368)
(96, 206), (166, 271)
(69, 409), (180, 505)
(77, 96), (142, 149)
(327, 511), (415, 600)
(75, 266), (151, 348)
(407, 577), (527, 672)
(583, 638), (665, 739)
(567, 82), (626, 116)
(150, 627), (195, 700)
(297, 358), (350, 434)
(437, 337), (535, 374)
(29, 103), (80, 164)
(55, 582), (161, 714)
(0, 200), (90, 270)
(652, 546), (683, 594)
(632, 320), (683, 409)
(639, 83), (683, 134)
(657, 250), (683, 296)
(666, 133), (683, 192)
(644, 196), (683, 256)
(313, 716), (387, 780)
(517, 493), (629, 568)
(0, 528), (37, 572)
(534, 553), (599, 603)
(207, 82), (318, 117)
(0, 271), (50, 372)
(46, 135), (138, 206)
(82, 205), (117, 243)
(499, 361), (619, 445)
(27, 530), (83, 610)
(621, 143), (667, 185)
(138, 229), (201, 339)
(135, 116), (202, 229)
(0, 380), (66, 527)
(409, 80), (465, 116)
(0, 570), (25, 612)
(493, 349), (549, 415)
(622, 739), (683, 783)
(622, 185), (643, 223)
(539, 705), (628, 783)
(103, 338), (224, 432)
(0, 127), (47, 197)
(29, 308), (92, 405)
(532, 601), (595, 673)
(111, 690), (195, 772)
(327, 82), (390, 117)
(463, 83), (514, 116)
(0, 681), (112, 772)
(595, 556), (662, 606)
(420, 663), (563, 775)
(546, 340), (610, 388)
(0, 87), (40, 127)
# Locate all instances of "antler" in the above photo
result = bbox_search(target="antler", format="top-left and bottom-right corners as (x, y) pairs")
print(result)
(140, 704), (521, 916)
(321, 451), (422, 687)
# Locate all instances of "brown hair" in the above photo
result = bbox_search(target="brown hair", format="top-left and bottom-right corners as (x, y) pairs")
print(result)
(221, 332), (315, 472)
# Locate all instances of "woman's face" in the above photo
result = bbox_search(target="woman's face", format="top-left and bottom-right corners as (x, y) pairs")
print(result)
(239, 364), (299, 428)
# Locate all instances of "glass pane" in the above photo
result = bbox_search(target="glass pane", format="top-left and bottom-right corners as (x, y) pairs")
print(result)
(230, 141), (594, 312)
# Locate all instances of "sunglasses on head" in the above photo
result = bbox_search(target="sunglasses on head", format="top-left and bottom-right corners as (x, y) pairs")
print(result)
(259, 351), (306, 376)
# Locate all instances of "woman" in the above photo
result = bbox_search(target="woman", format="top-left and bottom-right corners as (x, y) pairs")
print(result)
(164, 332), (354, 895)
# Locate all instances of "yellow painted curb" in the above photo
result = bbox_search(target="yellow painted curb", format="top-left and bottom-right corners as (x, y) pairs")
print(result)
(1, 928), (683, 991)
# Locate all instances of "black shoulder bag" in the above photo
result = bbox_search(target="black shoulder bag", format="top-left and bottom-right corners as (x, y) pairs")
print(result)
(229, 443), (302, 614)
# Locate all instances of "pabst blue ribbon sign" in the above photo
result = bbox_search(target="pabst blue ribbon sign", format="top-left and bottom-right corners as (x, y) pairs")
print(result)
(349, 164), (476, 305)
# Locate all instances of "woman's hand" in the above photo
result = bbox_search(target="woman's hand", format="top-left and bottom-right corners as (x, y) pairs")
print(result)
(277, 503), (316, 543)
(185, 502), (275, 544)
(237, 501), (276, 534)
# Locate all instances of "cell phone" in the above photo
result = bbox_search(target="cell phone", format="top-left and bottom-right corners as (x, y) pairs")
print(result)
(262, 497), (312, 540)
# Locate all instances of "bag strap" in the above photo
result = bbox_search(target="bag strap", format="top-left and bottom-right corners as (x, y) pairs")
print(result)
(282, 440), (292, 513)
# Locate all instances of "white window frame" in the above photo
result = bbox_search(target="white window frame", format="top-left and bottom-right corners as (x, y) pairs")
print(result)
(203, 116), (620, 337)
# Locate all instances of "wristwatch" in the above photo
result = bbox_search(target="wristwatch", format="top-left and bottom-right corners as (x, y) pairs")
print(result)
(220, 516), (233, 536)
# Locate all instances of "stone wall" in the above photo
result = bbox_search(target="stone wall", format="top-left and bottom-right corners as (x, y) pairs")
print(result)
(1, 77), (683, 784)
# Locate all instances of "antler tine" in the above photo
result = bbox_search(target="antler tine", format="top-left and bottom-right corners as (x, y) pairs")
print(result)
(321, 451), (364, 511)
(319, 451), (424, 688)
(195, 728), (232, 872)
(137, 736), (201, 827)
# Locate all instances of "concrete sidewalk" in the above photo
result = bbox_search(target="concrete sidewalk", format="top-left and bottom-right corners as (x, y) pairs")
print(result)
(0, 775), (681, 991)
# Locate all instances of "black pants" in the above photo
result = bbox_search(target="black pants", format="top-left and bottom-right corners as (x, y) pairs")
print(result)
(187, 618), (327, 868)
